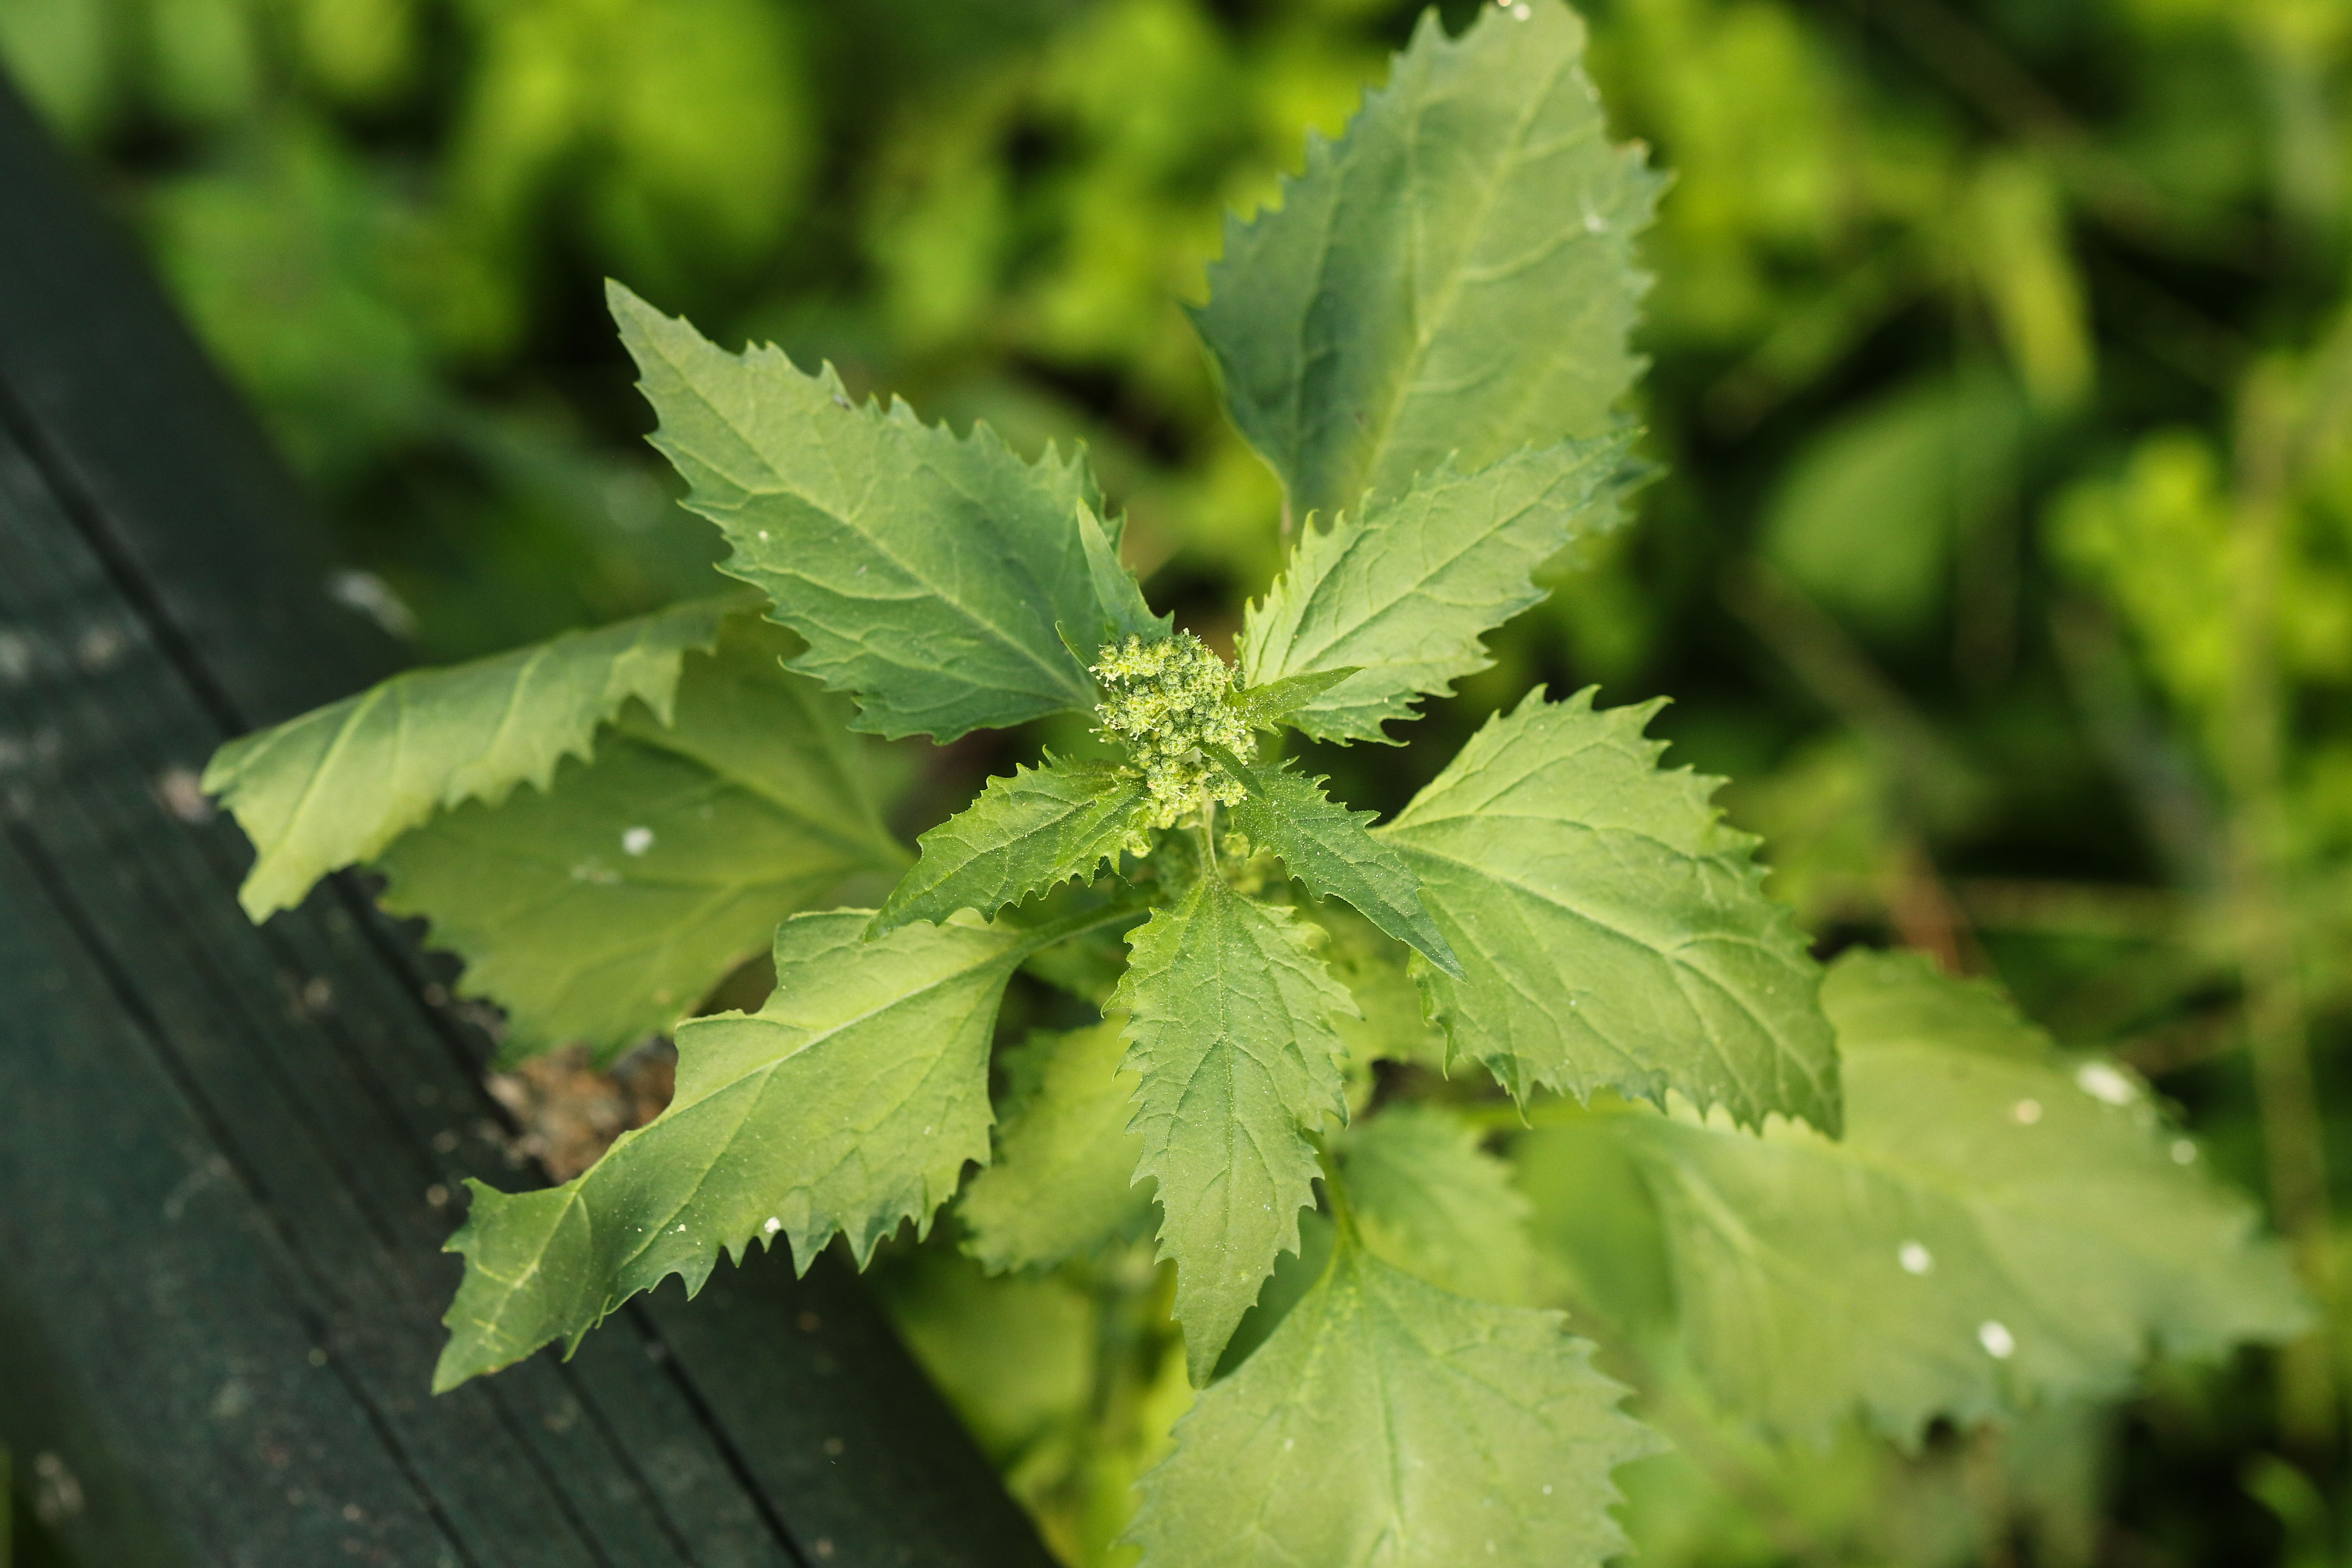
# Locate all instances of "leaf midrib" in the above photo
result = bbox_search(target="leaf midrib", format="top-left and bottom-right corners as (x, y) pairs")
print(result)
(1345, 48), (1575, 513)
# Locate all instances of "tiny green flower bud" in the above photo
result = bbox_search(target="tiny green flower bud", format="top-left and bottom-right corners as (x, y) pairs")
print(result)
(1091, 632), (1255, 827)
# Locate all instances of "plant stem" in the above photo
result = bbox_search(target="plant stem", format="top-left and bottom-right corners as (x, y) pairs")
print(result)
(1311, 1133), (1359, 1244)
(1009, 900), (1144, 963)
(2228, 360), (2338, 1451)
(1195, 781), (1219, 877)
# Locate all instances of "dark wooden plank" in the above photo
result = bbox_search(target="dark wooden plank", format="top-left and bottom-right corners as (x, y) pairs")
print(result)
(0, 67), (1056, 1568)
(0, 75), (393, 731)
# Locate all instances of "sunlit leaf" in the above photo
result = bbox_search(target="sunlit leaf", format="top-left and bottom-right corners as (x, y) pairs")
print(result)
(1605, 952), (2309, 1442)
(1128, 1236), (1658, 1568)
(1112, 874), (1356, 1382)
(205, 593), (746, 919)
(1238, 440), (1631, 742)
(1378, 688), (1839, 1132)
(615, 283), (1126, 740)
(434, 907), (1093, 1390)
(873, 755), (1147, 934)
(1194, 0), (1660, 524)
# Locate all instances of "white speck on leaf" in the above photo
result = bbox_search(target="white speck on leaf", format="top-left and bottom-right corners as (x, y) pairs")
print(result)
(765, 1216), (782, 1234)
(1978, 1320), (2015, 1359)
(1899, 1241), (1933, 1275)
(2171, 1139), (2197, 1164)
(2076, 1062), (2136, 1106)
(2012, 1098), (2043, 1125)
(622, 826), (655, 856)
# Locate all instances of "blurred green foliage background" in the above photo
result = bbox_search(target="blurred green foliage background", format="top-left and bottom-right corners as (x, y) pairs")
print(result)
(6, 0), (2352, 1561)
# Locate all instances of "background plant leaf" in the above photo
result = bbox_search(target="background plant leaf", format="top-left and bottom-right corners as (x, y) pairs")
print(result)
(1111, 874), (1356, 1383)
(1338, 1102), (1535, 1305)
(1594, 951), (2310, 1445)
(960, 1020), (1153, 1274)
(1377, 687), (1839, 1133)
(1193, 0), (1660, 525)
(1308, 903), (1449, 1075)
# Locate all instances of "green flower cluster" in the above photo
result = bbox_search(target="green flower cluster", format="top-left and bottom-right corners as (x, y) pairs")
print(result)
(1092, 632), (1254, 828)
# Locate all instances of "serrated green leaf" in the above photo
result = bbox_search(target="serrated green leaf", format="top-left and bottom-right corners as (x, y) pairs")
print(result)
(874, 755), (1147, 934)
(1238, 441), (1630, 742)
(1076, 499), (1171, 646)
(613, 283), (1119, 741)
(1376, 688), (1839, 1133)
(1112, 874), (1357, 1382)
(960, 1020), (1153, 1273)
(377, 616), (906, 1061)
(204, 593), (747, 919)
(1210, 747), (1460, 976)
(1340, 1103), (1535, 1305)
(1194, 0), (1660, 524)
(1605, 950), (2309, 1444)
(434, 908), (1069, 1390)
(1128, 1236), (1658, 1568)
(1225, 668), (1361, 732)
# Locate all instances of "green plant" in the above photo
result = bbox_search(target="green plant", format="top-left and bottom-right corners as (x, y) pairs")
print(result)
(202, 6), (2309, 1563)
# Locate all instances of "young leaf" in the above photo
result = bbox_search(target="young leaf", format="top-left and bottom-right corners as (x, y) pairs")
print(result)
(960, 1020), (1153, 1273)
(1225, 667), (1361, 732)
(613, 283), (1120, 741)
(1112, 874), (1357, 1382)
(1606, 951), (2309, 1444)
(204, 593), (746, 919)
(1127, 1237), (1658, 1568)
(872, 755), (1148, 935)
(1376, 688), (1839, 1133)
(1194, 0), (1661, 525)
(377, 617), (906, 1060)
(1075, 499), (1172, 646)
(434, 909), (1058, 1390)
(1209, 747), (1461, 976)
(1238, 440), (1630, 742)
(1339, 1103), (1535, 1305)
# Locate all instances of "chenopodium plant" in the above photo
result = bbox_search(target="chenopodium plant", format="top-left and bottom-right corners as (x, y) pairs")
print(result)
(204, 4), (2308, 1563)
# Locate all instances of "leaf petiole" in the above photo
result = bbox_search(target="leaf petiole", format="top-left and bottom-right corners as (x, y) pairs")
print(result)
(1311, 1131), (1360, 1247)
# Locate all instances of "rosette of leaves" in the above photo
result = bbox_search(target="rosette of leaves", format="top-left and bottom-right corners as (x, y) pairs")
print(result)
(204, 6), (2303, 1564)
